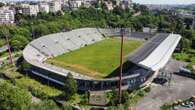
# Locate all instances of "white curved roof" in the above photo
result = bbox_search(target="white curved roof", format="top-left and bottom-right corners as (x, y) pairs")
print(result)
(138, 34), (181, 71)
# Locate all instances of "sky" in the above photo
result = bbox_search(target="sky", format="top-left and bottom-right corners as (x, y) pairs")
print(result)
(133, 0), (195, 5)
(1, 0), (195, 5)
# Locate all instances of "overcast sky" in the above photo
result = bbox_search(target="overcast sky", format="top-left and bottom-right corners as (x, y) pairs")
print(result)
(133, 0), (195, 5)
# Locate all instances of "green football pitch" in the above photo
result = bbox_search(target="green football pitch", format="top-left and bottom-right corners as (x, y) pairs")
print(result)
(46, 38), (143, 78)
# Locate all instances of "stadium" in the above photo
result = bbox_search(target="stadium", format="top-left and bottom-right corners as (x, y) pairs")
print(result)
(23, 28), (181, 91)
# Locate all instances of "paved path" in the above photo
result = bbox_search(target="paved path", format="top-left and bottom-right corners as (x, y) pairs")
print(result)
(135, 59), (194, 110)
(136, 74), (195, 110)
(164, 59), (187, 73)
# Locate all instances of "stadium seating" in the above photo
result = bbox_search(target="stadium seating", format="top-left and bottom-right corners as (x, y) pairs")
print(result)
(24, 28), (105, 63)
(23, 28), (182, 91)
(23, 28), (157, 81)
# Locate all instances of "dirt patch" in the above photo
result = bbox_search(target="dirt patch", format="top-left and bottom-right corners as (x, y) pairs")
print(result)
(47, 60), (105, 78)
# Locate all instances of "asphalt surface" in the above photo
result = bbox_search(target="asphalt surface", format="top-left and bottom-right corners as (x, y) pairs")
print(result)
(135, 60), (194, 110)
(128, 33), (169, 64)
(136, 74), (195, 110)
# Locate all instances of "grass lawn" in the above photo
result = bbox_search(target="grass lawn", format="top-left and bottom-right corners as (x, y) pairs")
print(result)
(15, 76), (62, 97)
(47, 38), (143, 78)
(173, 49), (195, 63)
(0, 65), (62, 98)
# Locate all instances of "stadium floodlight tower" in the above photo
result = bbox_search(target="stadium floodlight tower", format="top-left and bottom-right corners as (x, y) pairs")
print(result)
(118, 28), (125, 104)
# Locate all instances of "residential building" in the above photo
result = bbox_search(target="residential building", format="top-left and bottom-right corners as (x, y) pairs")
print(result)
(61, 0), (69, 6)
(68, 0), (83, 10)
(39, 2), (50, 13)
(143, 27), (157, 33)
(120, 0), (133, 9)
(21, 4), (39, 15)
(0, 8), (15, 24)
(110, 0), (133, 10)
(67, 0), (97, 10)
(49, 0), (61, 13)
(82, 0), (97, 8)
(104, 1), (113, 11)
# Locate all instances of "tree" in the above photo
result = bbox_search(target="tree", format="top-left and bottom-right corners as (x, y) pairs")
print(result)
(30, 100), (60, 110)
(0, 2), (4, 7)
(192, 37), (195, 49)
(175, 19), (184, 34)
(107, 89), (118, 106)
(133, 3), (140, 13)
(62, 102), (73, 110)
(10, 35), (29, 50)
(157, 15), (170, 32)
(183, 30), (193, 40)
(63, 73), (77, 100)
(18, 60), (31, 72)
(113, 6), (124, 16)
(121, 90), (129, 103)
(12, 27), (31, 40)
(46, 22), (61, 33)
(139, 5), (149, 15)
(0, 80), (32, 110)
(34, 24), (49, 38)
(181, 38), (191, 50)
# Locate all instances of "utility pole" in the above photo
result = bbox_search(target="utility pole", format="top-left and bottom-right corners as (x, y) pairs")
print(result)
(118, 28), (124, 104)
(3, 27), (13, 65)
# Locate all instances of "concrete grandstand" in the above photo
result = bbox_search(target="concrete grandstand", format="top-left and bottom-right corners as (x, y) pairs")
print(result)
(23, 28), (181, 91)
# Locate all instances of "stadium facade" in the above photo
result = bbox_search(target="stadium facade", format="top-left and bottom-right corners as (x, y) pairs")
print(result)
(23, 28), (181, 91)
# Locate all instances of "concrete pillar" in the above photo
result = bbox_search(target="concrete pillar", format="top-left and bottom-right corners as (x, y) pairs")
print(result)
(101, 82), (104, 90)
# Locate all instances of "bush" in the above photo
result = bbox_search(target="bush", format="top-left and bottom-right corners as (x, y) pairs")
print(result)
(30, 100), (60, 110)
(107, 89), (118, 106)
(79, 93), (88, 105)
(0, 79), (32, 110)
(122, 90), (129, 103)
(107, 106), (118, 110)
(186, 64), (193, 70)
(28, 86), (48, 99)
(63, 73), (78, 100)
(186, 64), (195, 73)
(144, 86), (151, 93)
(137, 90), (145, 97)
(62, 102), (73, 110)
(15, 76), (62, 98)
(160, 104), (172, 110)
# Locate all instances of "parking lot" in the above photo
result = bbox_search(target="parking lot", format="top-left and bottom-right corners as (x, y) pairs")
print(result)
(135, 59), (195, 110)
(136, 74), (195, 110)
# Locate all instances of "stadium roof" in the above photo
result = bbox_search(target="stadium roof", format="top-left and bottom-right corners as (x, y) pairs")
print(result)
(128, 33), (181, 71)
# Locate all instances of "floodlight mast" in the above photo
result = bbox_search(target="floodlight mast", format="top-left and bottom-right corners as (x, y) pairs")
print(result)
(118, 28), (124, 104)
